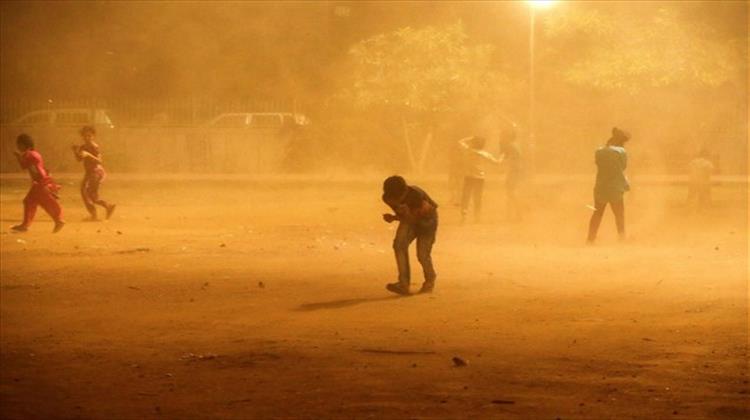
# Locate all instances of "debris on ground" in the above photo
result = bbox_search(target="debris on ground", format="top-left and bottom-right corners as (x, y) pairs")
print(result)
(180, 353), (219, 361)
(116, 248), (150, 254)
(491, 399), (515, 404)
(360, 349), (436, 355)
(452, 356), (468, 367)
(258, 281), (265, 288)
(116, 231), (123, 235)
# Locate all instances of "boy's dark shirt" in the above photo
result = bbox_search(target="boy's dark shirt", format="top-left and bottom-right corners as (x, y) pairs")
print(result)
(383, 185), (438, 229)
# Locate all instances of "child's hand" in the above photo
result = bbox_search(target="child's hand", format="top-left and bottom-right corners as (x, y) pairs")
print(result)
(382, 213), (397, 223)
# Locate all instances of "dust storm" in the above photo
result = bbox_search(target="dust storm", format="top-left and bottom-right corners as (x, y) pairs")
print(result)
(0, 1), (747, 419)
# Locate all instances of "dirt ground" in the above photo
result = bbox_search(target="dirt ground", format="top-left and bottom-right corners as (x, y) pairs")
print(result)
(0, 175), (747, 419)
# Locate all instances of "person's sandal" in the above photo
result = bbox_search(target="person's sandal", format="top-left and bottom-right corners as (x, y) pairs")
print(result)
(10, 224), (28, 233)
(418, 283), (434, 294)
(53, 220), (65, 233)
(386, 282), (410, 296)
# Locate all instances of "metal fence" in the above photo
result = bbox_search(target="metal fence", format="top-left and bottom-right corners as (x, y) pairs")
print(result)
(0, 97), (302, 127)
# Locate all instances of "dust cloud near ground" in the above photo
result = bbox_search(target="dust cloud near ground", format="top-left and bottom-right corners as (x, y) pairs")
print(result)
(0, 175), (746, 419)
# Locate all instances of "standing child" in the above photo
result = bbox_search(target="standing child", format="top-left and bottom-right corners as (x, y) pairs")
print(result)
(687, 148), (714, 209)
(498, 128), (524, 221)
(382, 176), (438, 295)
(458, 136), (501, 223)
(11, 134), (65, 233)
(71, 126), (115, 220)
(587, 127), (631, 243)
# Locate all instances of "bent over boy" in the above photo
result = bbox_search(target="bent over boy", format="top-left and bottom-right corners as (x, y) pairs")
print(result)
(381, 176), (438, 295)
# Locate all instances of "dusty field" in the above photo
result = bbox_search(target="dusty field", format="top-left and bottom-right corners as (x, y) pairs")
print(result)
(0, 175), (747, 419)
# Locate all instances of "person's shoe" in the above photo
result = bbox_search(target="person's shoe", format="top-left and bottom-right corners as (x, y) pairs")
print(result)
(52, 220), (65, 233)
(418, 282), (434, 294)
(106, 204), (116, 220)
(10, 224), (28, 233)
(386, 282), (410, 296)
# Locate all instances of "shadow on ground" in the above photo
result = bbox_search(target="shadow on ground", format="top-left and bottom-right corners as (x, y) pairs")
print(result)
(295, 295), (404, 311)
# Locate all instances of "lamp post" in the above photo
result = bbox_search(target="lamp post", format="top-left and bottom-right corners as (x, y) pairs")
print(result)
(527, 0), (555, 175)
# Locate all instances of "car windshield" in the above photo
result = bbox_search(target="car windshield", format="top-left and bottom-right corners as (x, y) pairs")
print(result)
(213, 115), (248, 127)
(17, 113), (51, 125)
(56, 111), (91, 125)
(251, 115), (283, 128)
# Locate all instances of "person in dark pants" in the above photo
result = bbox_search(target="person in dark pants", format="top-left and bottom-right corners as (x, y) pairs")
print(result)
(381, 176), (438, 295)
(587, 127), (631, 243)
(458, 136), (501, 223)
(71, 126), (116, 220)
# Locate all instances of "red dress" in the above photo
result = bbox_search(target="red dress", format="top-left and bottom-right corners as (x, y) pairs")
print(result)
(18, 150), (63, 226)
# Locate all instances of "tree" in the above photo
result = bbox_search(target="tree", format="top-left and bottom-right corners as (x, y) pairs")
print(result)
(543, 6), (745, 93)
(346, 22), (509, 172)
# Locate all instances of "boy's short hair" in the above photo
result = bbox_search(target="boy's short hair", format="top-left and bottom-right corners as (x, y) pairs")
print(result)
(80, 125), (96, 136)
(383, 175), (407, 198)
(16, 133), (34, 150)
(609, 127), (630, 146)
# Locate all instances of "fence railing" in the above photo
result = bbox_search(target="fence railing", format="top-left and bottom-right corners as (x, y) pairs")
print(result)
(0, 97), (304, 127)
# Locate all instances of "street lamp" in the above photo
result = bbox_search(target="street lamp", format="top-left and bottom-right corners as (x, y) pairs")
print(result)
(527, 0), (556, 175)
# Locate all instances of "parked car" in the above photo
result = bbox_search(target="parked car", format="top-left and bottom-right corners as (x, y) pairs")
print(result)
(199, 112), (309, 173)
(205, 112), (308, 129)
(11, 108), (115, 128)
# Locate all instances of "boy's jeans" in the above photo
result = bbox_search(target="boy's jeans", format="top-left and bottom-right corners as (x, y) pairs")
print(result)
(393, 218), (437, 286)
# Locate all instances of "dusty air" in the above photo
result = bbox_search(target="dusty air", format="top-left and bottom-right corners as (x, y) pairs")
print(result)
(0, 1), (747, 419)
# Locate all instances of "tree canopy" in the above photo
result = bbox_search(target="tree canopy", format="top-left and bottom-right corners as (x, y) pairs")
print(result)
(347, 22), (508, 113)
(544, 7), (745, 92)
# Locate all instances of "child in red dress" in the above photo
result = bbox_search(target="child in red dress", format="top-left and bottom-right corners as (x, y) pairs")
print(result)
(11, 134), (65, 233)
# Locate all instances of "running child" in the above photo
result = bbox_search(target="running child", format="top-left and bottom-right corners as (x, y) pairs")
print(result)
(11, 134), (65, 233)
(587, 127), (631, 243)
(381, 175), (438, 295)
(71, 126), (115, 220)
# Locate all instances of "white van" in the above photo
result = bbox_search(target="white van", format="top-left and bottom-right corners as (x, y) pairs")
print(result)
(12, 108), (115, 128)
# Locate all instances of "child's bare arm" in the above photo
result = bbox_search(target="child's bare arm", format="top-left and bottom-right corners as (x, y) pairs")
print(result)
(479, 150), (502, 164)
(13, 150), (26, 168)
(80, 150), (102, 163)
